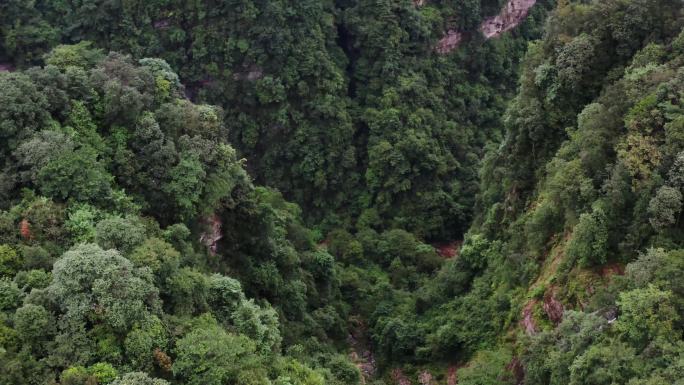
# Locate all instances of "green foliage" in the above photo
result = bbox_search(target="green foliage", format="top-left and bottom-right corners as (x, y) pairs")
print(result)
(232, 299), (282, 354)
(274, 358), (325, 385)
(173, 317), (266, 385)
(13, 304), (52, 345)
(568, 340), (639, 385)
(0, 72), (49, 159)
(110, 372), (169, 385)
(0, 244), (20, 277)
(61, 363), (118, 385)
(566, 207), (609, 267)
(48, 243), (160, 332)
(37, 146), (113, 203)
(0, 278), (22, 311)
(13, 269), (51, 290)
(648, 186), (683, 231)
(124, 316), (168, 372)
(95, 217), (146, 255)
(163, 154), (206, 221)
(457, 348), (514, 385)
(129, 238), (180, 285)
(0, 46), (358, 384)
(65, 204), (106, 244)
(616, 285), (679, 348)
(44, 41), (104, 69)
(1, 1), (684, 384)
(165, 268), (209, 316)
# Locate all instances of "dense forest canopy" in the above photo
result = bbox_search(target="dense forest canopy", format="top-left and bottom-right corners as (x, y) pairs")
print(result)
(0, 0), (554, 239)
(1, 0), (684, 384)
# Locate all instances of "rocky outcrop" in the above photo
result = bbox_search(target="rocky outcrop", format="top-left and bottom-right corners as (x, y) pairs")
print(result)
(520, 300), (538, 335)
(418, 371), (436, 385)
(436, 30), (464, 54)
(199, 214), (223, 255)
(437, 0), (537, 54)
(542, 291), (564, 325)
(348, 317), (376, 384)
(506, 357), (525, 385)
(481, 0), (537, 39)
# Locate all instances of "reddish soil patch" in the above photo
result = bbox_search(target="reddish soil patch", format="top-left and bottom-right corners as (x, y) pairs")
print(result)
(520, 300), (538, 335)
(446, 364), (466, 385)
(19, 219), (32, 240)
(433, 240), (462, 258)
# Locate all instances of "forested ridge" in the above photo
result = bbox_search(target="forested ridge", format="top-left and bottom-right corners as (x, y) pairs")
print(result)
(1, 1), (684, 384)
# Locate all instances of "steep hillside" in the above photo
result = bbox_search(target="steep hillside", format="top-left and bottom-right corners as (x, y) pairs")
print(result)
(0, 0), (553, 239)
(327, 1), (684, 383)
(2, 1), (684, 385)
(460, 0), (684, 383)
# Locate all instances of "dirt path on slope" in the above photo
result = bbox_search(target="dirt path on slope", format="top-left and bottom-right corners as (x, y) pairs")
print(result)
(436, 0), (537, 53)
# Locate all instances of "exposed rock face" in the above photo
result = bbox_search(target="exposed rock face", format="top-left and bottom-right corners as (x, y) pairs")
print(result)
(413, 0), (426, 6)
(436, 30), (464, 54)
(481, 0), (537, 39)
(520, 300), (538, 335)
(199, 214), (223, 255)
(348, 317), (376, 384)
(436, 0), (537, 53)
(542, 291), (564, 325)
(418, 371), (436, 385)
(506, 357), (525, 385)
